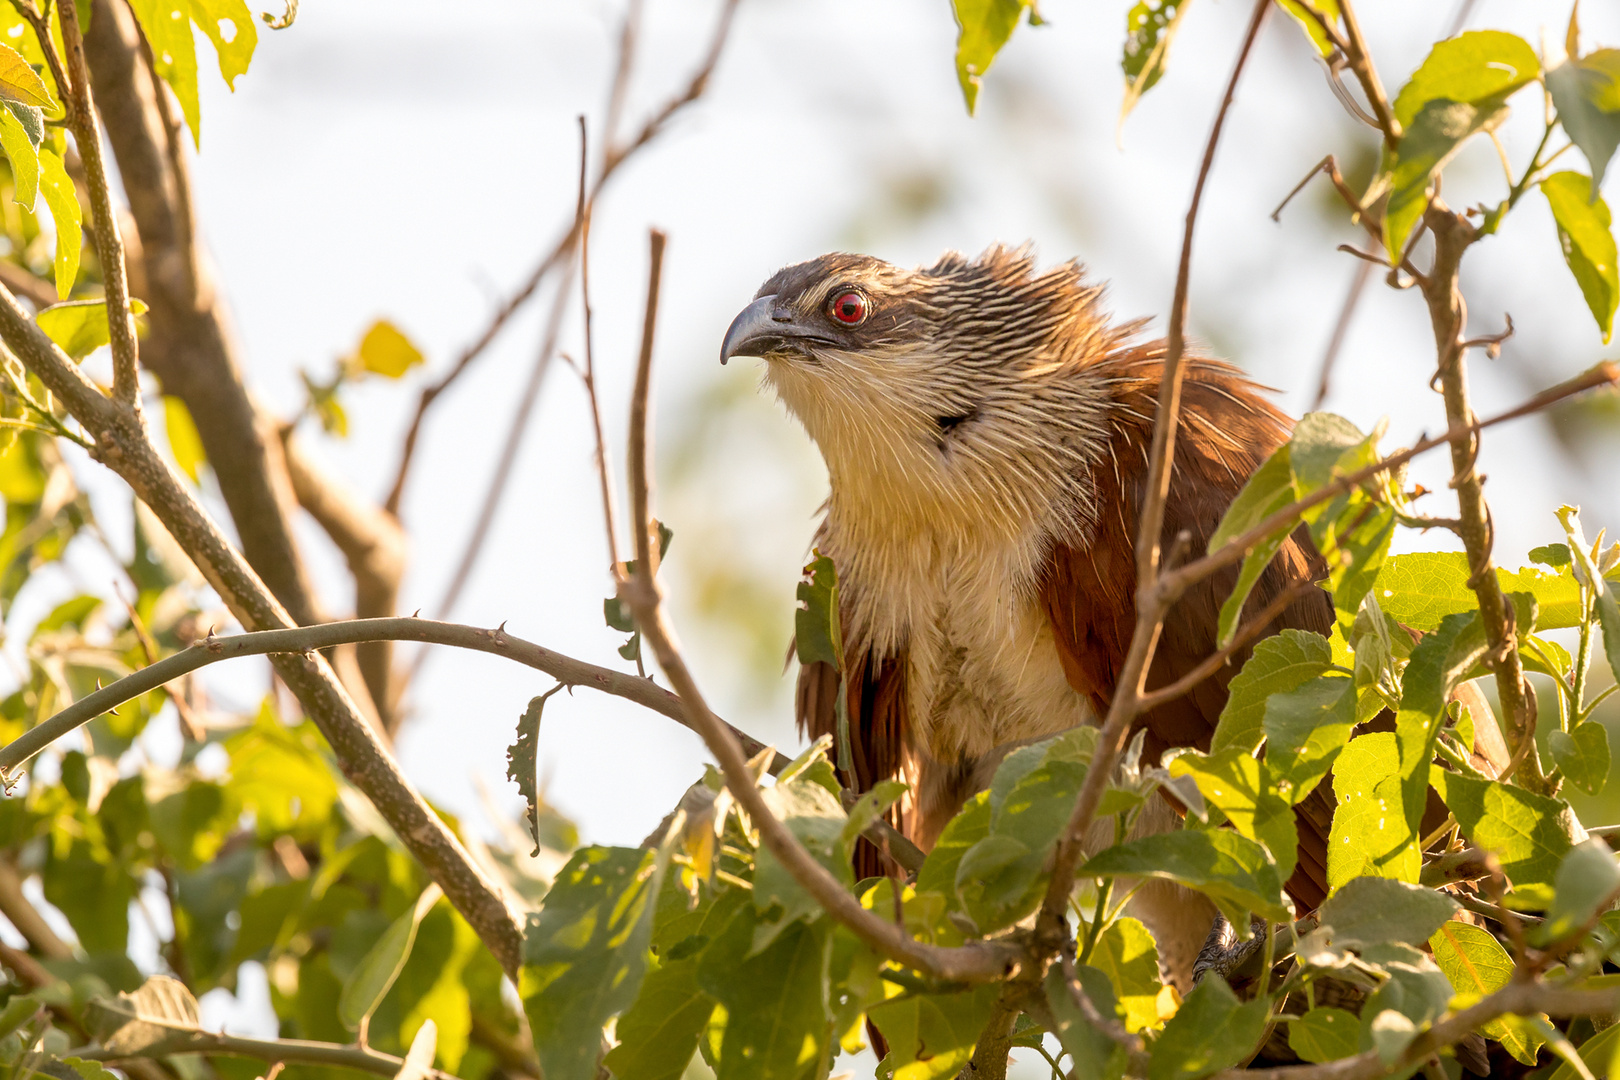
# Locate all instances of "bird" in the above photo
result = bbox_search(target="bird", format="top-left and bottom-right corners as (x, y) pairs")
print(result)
(719, 245), (1337, 983)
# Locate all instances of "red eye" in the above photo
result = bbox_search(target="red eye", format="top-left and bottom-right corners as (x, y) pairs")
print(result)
(829, 290), (867, 325)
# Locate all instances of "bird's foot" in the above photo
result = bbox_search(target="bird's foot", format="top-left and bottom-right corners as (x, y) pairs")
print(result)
(1191, 910), (1271, 987)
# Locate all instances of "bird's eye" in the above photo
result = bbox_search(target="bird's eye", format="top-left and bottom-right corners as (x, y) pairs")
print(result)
(828, 290), (868, 325)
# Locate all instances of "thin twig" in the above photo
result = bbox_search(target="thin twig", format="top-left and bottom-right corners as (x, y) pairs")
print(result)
(1312, 261), (1373, 410)
(56, 0), (140, 408)
(576, 118), (623, 572)
(383, 0), (741, 517)
(616, 229), (1021, 982)
(1137, 580), (1318, 712)
(1035, 0), (1272, 949)
(68, 1030), (456, 1080)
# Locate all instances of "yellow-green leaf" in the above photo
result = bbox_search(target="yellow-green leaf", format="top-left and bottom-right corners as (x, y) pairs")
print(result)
(37, 297), (150, 360)
(1275, 0), (1339, 59)
(189, 0), (256, 89)
(0, 42), (53, 109)
(37, 146), (79, 297)
(1542, 171), (1618, 342)
(128, 0), (201, 147)
(353, 319), (425, 379)
(951, 0), (1033, 115)
(162, 396), (205, 483)
(1546, 48), (1620, 192)
(0, 103), (39, 208)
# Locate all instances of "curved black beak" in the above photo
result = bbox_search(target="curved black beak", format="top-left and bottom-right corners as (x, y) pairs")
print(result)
(719, 295), (829, 365)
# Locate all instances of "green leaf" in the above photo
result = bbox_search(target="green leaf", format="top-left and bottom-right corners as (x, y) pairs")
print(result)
(1147, 975), (1269, 1080)
(603, 890), (743, 1080)
(1210, 445), (1295, 646)
(915, 790), (989, 916)
(0, 102), (40, 208)
(1359, 957), (1452, 1061)
(1043, 965), (1126, 1080)
(1088, 917), (1166, 1034)
(1167, 749), (1296, 879)
(794, 552), (842, 668)
(1430, 920), (1540, 1063)
(1395, 607), (1497, 856)
(0, 42), (55, 109)
(1550, 720), (1611, 796)
(1262, 673), (1356, 805)
(1536, 839), (1620, 945)
(1532, 543), (1573, 568)
(506, 694), (546, 857)
(1328, 733), (1419, 890)
(696, 908), (833, 1080)
(1379, 31), (1540, 258)
(1081, 828), (1290, 924)
(37, 147), (79, 297)
(1119, 0), (1192, 127)
(753, 776), (852, 948)
(188, 0), (257, 89)
(522, 846), (668, 1080)
(36, 298), (150, 361)
(1213, 630), (1334, 753)
(869, 983), (1000, 1080)
(1373, 551), (1583, 631)
(162, 395), (206, 483)
(128, 0), (201, 145)
(1542, 171), (1618, 342)
(1558, 506), (1620, 690)
(950, 0), (1032, 115)
(1546, 48), (1620, 192)
(1430, 768), (1573, 887)
(339, 884), (441, 1032)
(1318, 877), (1459, 948)
(1288, 1007), (1359, 1064)
(352, 319), (425, 379)
(955, 729), (1093, 933)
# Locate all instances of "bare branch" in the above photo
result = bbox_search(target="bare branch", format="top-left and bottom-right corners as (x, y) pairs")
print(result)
(384, 0), (740, 518)
(576, 118), (623, 572)
(617, 229), (1022, 982)
(70, 1030), (457, 1080)
(1036, 0), (1272, 948)
(1333, 0), (1401, 149)
(1312, 261), (1374, 410)
(56, 0), (140, 409)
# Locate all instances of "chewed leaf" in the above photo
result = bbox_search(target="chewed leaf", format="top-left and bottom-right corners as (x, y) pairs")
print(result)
(0, 42), (55, 109)
(506, 694), (547, 856)
(189, 0), (258, 89)
(129, 0), (201, 145)
(1541, 171), (1618, 342)
(795, 551), (842, 668)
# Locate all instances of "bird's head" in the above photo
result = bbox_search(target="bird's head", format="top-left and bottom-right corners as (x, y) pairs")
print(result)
(720, 246), (1123, 526)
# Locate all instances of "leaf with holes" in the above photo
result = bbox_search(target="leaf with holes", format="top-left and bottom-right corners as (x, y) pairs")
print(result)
(189, 0), (257, 88)
(1328, 733), (1419, 890)
(506, 695), (546, 856)
(1542, 171), (1618, 342)
(795, 551), (842, 668)
(1119, 0), (1192, 128)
